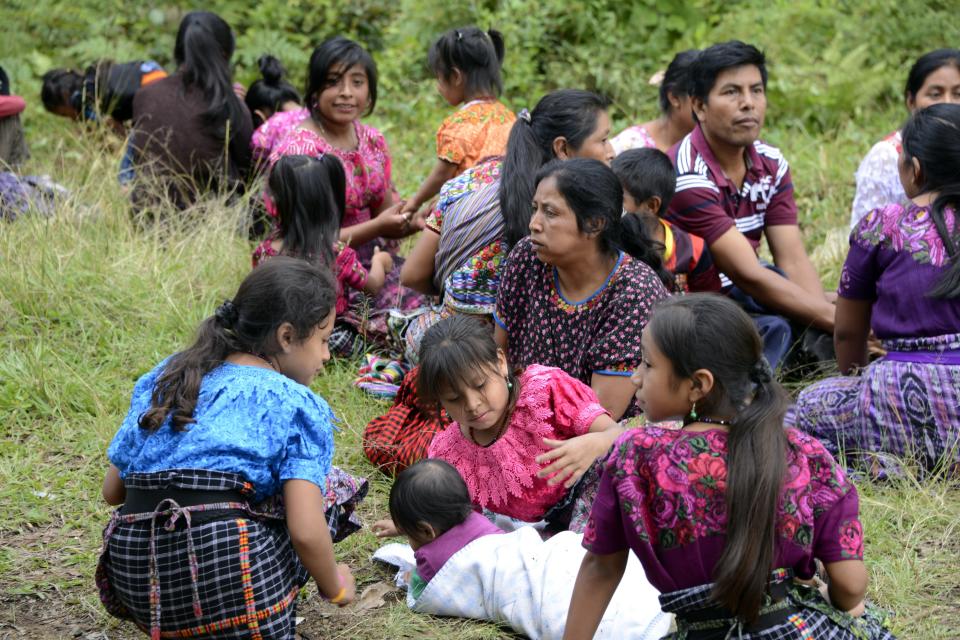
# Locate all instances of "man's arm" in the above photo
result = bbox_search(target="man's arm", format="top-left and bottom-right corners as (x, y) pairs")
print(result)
(766, 224), (827, 300)
(710, 227), (835, 332)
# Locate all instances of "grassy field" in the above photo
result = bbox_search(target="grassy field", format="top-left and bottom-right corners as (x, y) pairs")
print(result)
(1, 60), (959, 639)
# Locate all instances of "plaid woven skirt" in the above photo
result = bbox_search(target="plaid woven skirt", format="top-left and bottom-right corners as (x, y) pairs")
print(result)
(787, 333), (960, 476)
(362, 367), (450, 476)
(661, 569), (896, 640)
(96, 470), (310, 639)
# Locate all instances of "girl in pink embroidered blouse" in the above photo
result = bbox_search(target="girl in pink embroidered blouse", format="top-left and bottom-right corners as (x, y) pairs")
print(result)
(564, 295), (893, 640)
(413, 315), (624, 525)
(266, 37), (414, 265)
(253, 154), (392, 316)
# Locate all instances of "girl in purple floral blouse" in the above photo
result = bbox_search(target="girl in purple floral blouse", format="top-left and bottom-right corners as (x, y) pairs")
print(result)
(563, 295), (895, 640)
(791, 104), (960, 476)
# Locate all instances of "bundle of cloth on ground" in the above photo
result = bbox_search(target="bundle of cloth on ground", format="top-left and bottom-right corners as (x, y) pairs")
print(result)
(374, 525), (671, 640)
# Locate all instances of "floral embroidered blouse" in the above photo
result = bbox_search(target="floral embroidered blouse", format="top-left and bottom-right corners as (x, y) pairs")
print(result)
(428, 365), (609, 522)
(839, 202), (960, 339)
(584, 427), (863, 593)
(494, 238), (670, 417)
(850, 130), (907, 230)
(436, 100), (515, 174)
(611, 124), (657, 156)
(250, 107), (309, 164)
(252, 235), (368, 316)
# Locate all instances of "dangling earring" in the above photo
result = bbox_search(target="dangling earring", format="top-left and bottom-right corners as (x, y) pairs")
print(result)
(505, 376), (513, 390)
(688, 401), (698, 420)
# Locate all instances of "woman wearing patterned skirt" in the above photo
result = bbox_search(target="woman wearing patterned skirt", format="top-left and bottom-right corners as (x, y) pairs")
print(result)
(789, 104), (960, 476)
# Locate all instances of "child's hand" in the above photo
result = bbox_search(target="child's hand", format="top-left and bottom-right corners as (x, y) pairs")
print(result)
(371, 518), (399, 538)
(332, 563), (356, 607)
(536, 433), (610, 488)
(846, 600), (866, 618)
(373, 247), (394, 273)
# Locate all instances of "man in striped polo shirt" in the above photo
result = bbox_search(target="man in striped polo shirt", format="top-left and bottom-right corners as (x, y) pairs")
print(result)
(666, 41), (836, 371)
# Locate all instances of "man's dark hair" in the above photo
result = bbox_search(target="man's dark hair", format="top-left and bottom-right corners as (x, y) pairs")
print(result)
(689, 41), (767, 103)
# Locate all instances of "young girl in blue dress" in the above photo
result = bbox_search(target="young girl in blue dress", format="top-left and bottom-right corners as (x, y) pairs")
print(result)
(97, 258), (356, 639)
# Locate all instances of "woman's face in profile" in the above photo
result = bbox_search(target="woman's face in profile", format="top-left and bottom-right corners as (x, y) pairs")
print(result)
(528, 175), (589, 265)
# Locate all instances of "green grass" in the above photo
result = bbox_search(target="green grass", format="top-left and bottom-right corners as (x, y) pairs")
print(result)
(1, 91), (958, 639)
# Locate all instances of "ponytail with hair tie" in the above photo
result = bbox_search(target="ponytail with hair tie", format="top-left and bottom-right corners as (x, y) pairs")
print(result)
(749, 357), (774, 385)
(214, 299), (239, 328)
(517, 108), (531, 124)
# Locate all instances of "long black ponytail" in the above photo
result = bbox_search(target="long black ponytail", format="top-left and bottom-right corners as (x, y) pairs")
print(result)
(499, 89), (609, 250)
(648, 294), (790, 623)
(173, 11), (246, 140)
(268, 154), (346, 267)
(901, 103), (960, 299)
(533, 158), (673, 287)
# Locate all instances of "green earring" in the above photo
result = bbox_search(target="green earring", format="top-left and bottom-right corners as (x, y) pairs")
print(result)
(506, 376), (513, 390)
(689, 401), (697, 420)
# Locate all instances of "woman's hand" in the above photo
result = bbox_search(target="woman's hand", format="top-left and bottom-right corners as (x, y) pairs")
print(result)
(376, 202), (416, 239)
(371, 518), (400, 538)
(536, 432), (611, 488)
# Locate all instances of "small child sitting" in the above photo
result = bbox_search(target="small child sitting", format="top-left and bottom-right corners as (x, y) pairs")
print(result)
(612, 147), (720, 293)
(374, 459), (503, 598)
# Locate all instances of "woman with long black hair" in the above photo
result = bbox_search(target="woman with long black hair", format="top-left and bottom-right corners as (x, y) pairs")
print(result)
(130, 11), (253, 211)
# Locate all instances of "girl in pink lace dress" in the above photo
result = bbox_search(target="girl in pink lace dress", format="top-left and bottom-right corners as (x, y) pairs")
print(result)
(253, 154), (393, 354)
(418, 315), (624, 529)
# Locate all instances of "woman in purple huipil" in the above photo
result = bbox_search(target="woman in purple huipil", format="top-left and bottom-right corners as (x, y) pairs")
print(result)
(789, 103), (960, 475)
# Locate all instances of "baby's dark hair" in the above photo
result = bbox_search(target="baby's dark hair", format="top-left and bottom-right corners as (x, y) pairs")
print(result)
(306, 36), (378, 119)
(389, 459), (474, 539)
(246, 55), (302, 127)
(646, 294), (789, 623)
(139, 257), (337, 432)
(268, 154), (346, 267)
(611, 148), (676, 216)
(658, 49), (700, 114)
(41, 68), (83, 114)
(428, 27), (506, 99)
(417, 315), (518, 411)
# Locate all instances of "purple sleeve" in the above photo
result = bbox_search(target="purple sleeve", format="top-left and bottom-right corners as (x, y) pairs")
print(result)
(582, 459), (630, 555)
(764, 165), (798, 227)
(812, 487), (863, 563)
(837, 220), (882, 300)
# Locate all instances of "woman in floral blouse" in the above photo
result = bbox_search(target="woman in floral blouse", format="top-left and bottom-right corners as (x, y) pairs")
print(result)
(792, 104), (960, 476)
(564, 295), (895, 640)
(850, 48), (960, 229)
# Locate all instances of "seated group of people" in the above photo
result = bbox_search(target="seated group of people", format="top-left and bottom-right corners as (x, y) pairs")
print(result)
(27, 11), (956, 639)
